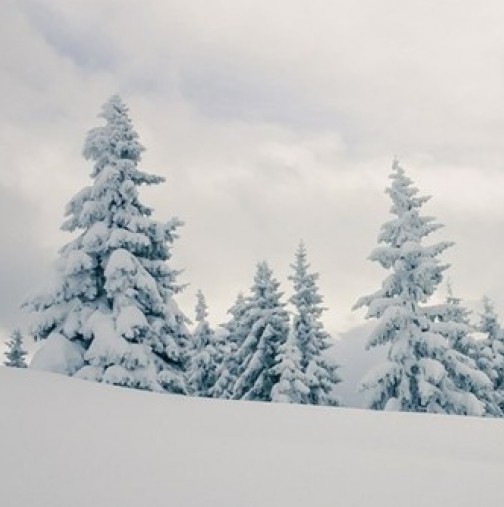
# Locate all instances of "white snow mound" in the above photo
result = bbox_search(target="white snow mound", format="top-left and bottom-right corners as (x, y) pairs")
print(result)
(0, 367), (503, 507)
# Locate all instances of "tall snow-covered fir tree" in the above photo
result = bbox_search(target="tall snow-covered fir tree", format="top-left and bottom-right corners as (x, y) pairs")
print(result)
(4, 329), (28, 368)
(24, 95), (190, 393)
(187, 290), (219, 397)
(231, 262), (290, 401)
(475, 296), (504, 413)
(289, 242), (340, 406)
(354, 160), (486, 416)
(427, 284), (499, 417)
(210, 292), (249, 399)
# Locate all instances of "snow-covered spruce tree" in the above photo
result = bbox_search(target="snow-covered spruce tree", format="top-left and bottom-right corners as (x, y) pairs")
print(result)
(4, 329), (28, 368)
(354, 160), (486, 415)
(475, 296), (504, 412)
(187, 290), (219, 397)
(289, 242), (341, 406)
(271, 327), (310, 403)
(24, 95), (190, 392)
(478, 297), (502, 344)
(231, 262), (290, 401)
(210, 292), (248, 399)
(427, 284), (499, 417)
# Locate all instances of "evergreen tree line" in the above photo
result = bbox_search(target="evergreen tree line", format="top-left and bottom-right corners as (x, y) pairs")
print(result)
(188, 250), (340, 405)
(4, 96), (504, 416)
(5, 95), (340, 406)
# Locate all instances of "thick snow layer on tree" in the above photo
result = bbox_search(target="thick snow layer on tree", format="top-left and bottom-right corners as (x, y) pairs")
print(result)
(1, 368), (502, 507)
(25, 96), (190, 393)
(29, 333), (85, 375)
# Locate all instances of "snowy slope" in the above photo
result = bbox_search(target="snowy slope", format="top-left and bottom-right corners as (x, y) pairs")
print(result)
(0, 367), (503, 507)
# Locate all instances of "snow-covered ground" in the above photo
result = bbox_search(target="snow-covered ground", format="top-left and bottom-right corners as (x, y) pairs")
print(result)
(1, 367), (502, 507)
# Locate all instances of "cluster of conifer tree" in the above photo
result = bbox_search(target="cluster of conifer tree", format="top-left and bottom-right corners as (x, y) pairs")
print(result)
(4, 96), (504, 416)
(7, 95), (340, 406)
(355, 162), (504, 417)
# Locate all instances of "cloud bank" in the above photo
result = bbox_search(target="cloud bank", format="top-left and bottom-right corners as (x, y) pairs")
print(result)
(2, 0), (504, 350)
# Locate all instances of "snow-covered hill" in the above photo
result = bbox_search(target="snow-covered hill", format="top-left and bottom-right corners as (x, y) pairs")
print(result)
(1, 367), (502, 507)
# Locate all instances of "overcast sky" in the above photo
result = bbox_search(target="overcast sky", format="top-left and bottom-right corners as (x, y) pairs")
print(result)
(2, 0), (504, 349)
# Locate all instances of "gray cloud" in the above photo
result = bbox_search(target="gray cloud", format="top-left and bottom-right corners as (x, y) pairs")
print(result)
(2, 0), (504, 342)
(23, 1), (118, 72)
(0, 185), (52, 336)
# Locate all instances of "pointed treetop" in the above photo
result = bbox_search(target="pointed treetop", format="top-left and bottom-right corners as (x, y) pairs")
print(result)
(85, 95), (143, 160)
(227, 292), (246, 318)
(481, 296), (499, 324)
(297, 239), (306, 255)
(82, 95), (164, 187)
(289, 242), (324, 315)
(195, 290), (208, 323)
(387, 159), (431, 212)
(292, 241), (309, 278)
(234, 292), (245, 306)
(251, 261), (284, 309)
(103, 94), (128, 114)
(391, 156), (402, 175)
(482, 295), (496, 314)
(255, 261), (272, 280)
(478, 296), (503, 342)
(378, 159), (448, 249)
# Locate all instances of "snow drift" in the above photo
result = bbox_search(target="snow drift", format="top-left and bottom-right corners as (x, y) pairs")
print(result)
(0, 367), (502, 507)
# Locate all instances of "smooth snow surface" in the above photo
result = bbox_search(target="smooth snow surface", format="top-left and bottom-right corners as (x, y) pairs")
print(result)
(1, 367), (503, 507)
